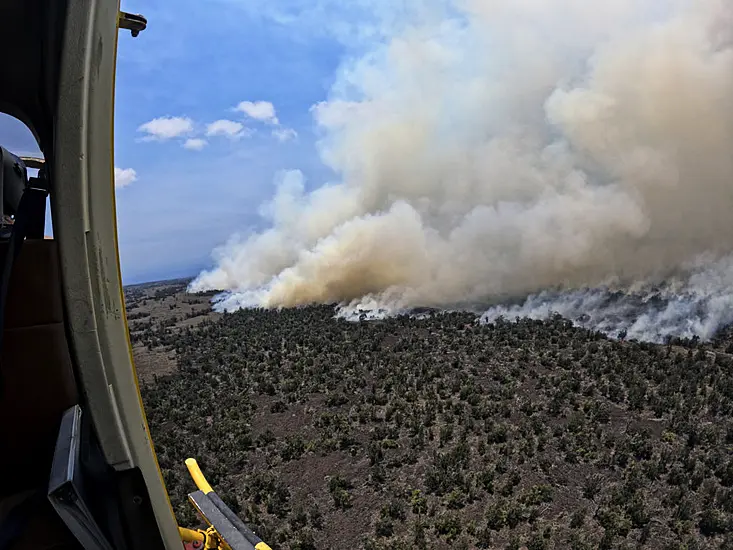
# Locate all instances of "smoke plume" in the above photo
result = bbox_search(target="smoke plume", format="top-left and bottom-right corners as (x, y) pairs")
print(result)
(192, 0), (733, 340)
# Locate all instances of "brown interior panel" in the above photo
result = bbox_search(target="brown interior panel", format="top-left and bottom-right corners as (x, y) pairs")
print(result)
(0, 239), (78, 493)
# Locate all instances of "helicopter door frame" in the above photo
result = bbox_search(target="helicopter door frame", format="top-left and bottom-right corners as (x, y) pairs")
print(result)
(51, 0), (180, 546)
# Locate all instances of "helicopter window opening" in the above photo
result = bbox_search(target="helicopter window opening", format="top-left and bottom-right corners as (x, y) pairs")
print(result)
(0, 112), (42, 157)
(0, 112), (50, 237)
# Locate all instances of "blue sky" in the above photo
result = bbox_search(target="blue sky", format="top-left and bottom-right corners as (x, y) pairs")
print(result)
(113, 0), (357, 283)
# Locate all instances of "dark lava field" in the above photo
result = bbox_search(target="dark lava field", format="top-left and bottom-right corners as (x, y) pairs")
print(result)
(125, 280), (733, 550)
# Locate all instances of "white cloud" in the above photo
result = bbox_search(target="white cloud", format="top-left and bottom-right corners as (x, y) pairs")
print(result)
(205, 119), (248, 140)
(137, 116), (194, 141)
(272, 128), (298, 142)
(234, 101), (279, 125)
(114, 167), (137, 189)
(184, 138), (208, 151)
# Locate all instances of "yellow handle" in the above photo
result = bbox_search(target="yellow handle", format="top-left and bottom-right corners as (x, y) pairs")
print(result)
(185, 458), (214, 495)
(178, 526), (205, 543)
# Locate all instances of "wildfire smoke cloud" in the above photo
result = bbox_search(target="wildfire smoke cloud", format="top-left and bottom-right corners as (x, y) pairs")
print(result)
(192, 0), (733, 340)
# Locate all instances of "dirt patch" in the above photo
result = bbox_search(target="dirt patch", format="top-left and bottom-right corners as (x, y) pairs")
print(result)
(132, 344), (177, 383)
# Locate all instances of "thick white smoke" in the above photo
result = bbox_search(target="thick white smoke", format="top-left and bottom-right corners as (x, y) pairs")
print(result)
(192, 0), (733, 340)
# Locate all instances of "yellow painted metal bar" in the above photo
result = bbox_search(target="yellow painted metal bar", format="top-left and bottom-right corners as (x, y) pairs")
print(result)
(178, 527), (205, 543)
(204, 527), (227, 550)
(185, 458), (214, 494)
(185, 457), (270, 550)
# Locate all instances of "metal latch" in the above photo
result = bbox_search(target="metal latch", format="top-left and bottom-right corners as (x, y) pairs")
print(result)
(119, 12), (147, 37)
